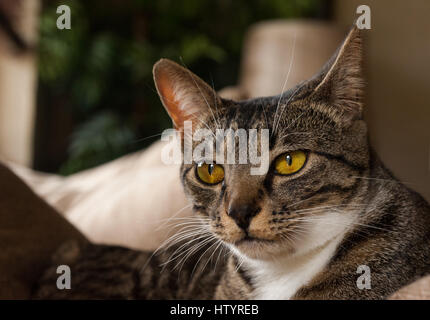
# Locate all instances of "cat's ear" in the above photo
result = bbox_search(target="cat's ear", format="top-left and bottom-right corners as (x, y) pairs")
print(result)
(153, 59), (221, 132)
(311, 27), (364, 118)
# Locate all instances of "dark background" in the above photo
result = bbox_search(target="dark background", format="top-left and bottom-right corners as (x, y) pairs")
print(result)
(35, 0), (329, 175)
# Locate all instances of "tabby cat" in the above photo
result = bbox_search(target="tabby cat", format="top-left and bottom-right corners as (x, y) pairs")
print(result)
(34, 27), (430, 300)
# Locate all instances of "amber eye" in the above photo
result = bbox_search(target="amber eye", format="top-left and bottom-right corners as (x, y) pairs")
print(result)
(274, 151), (307, 175)
(196, 163), (225, 185)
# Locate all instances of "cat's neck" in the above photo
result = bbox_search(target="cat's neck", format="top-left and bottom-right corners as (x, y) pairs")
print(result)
(239, 234), (345, 300)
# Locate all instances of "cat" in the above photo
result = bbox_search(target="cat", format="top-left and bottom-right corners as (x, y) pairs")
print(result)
(33, 27), (430, 300)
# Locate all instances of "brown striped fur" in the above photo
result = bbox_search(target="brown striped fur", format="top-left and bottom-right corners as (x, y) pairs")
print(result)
(33, 27), (430, 300)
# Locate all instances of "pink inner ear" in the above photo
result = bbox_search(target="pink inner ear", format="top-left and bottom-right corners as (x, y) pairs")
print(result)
(156, 71), (184, 129)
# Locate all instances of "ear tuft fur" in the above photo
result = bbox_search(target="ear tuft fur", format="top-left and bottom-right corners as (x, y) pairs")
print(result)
(153, 59), (220, 131)
(313, 26), (365, 117)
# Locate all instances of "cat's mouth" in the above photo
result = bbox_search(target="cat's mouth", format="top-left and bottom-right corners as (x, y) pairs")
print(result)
(234, 235), (274, 246)
(231, 235), (287, 259)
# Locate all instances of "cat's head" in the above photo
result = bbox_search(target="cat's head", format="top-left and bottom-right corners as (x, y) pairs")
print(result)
(153, 27), (370, 260)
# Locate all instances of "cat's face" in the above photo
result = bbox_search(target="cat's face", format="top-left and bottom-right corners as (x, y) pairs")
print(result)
(154, 27), (370, 260)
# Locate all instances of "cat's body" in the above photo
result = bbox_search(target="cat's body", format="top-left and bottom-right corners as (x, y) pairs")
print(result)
(33, 27), (430, 300)
(34, 149), (430, 300)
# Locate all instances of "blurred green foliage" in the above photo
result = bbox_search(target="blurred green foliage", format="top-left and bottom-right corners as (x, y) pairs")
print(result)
(38, 0), (324, 174)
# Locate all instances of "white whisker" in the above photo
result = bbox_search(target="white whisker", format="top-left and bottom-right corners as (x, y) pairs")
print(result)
(272, 29), (297, 137)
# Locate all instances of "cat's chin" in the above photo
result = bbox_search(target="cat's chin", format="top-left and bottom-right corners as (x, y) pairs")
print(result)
(232, 237), (295, 260)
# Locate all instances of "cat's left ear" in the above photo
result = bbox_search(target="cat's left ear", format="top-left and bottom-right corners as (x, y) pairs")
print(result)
(311, 26), (365, 119)
(153, 59), (221, 133)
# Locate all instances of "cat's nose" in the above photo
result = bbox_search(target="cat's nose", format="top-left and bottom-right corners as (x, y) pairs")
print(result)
(227, 203), (260, 231)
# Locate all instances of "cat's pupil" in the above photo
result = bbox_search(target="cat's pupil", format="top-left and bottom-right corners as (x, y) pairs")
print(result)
(208, 164), (214, 175)
(286, 154), (292, 166)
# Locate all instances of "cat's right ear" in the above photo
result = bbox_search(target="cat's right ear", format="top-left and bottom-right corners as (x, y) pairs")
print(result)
(153, 59), (221, 133)
(310, 27), (365, 120)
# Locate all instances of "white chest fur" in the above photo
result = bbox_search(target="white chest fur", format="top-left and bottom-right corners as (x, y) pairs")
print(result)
(244, 237), (343, 300)
(231, 210), (355, 299)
